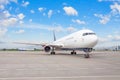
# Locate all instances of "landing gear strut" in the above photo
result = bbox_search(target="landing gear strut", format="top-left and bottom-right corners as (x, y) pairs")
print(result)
(71, 50), (77, 55)
(50, 47), (55, 55)
(84, 52), (90, 58)
(83, 48), (92, 58)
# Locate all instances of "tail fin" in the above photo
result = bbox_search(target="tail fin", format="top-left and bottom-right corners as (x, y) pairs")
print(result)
(53, 30), (56, 41)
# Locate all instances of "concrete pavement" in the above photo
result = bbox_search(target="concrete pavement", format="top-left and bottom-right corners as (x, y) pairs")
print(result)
(0, 51), (120, 80)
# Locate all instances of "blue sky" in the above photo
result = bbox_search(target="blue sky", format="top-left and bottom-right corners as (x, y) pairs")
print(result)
(0, 0), (120, 49)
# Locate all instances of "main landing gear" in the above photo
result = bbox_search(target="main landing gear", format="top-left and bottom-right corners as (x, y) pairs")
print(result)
(83, 48), (92, 58)
(50, 47), (55, 55)
(71, 50), (77, 55)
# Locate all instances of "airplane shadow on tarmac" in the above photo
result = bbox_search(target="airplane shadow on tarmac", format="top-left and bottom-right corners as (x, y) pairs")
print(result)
(39, 52), (94, 58)
(30, 51), (103, 59)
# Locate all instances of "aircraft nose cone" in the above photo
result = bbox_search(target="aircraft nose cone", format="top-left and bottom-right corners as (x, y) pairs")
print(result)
(91, 35), (98, 46)
(87, 35), (98, 48)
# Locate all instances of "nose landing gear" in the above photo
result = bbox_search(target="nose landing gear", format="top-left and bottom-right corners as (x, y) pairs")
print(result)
(83, 48), (92, 58)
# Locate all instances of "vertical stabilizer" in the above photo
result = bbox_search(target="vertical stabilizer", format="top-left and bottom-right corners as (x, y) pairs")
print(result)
(53, 30), (56, 41)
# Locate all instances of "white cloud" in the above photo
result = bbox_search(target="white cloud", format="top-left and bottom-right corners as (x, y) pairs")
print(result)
(0, 28), (7, 37)
(20, 23), (78, 33)
(0, 10), (19, 28)
(107, 35), (113, 38)
(90, 35), (120, 48)
(3, 10), (11, 18)
(97, 30), (120, 48)
(0, 0), (9, 4)
(15, 29), (25, 34)
(51, 26), (64, 32)
(19, 21), (24, 24)
(49, 24), (64, 32)
(94, 14), (110, 24)
(98, 37), (109, 43)
(30, 10), (35, 14)
(11, 0), (17, 3)
(94, 2), (120, 24)
(0, 0), (17, 5)
(38, 7), (45, 12)
(63, 6), (78, 16)
(99, 16), (110, 24)
(99, 34), (120, 44)
(0, 5), (4, 10)
(114, 35), (120, 41)
(67, 26), (77, 32)
(0, 0), (20, 37)
(72, 19), (86, 25)
(22, 1), (29, 7)
(3, 11), (11, 18)
(110, 3), (120, 14)
(20, 23), (65, 33)
(10, 0), (17, 3)
(0, 18), (18, 27)
(17, 13), (25, 20)
(107, 34), (120, 41)
(48, 10), (53, 18)
(98, 0), (120, 2)
(0, 11), (26, 28)
(97, 36), (118, 48)
(8, 18), (18, 25)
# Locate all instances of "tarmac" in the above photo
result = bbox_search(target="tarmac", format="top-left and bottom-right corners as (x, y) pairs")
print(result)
(0, 51), (120, 80)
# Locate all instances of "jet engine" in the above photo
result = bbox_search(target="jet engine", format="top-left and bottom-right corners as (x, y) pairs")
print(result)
(44, 46), (51, 52)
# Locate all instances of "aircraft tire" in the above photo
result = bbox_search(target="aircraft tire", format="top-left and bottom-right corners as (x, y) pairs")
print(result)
(71, 52), (76, 55)
(51, 52), (55, 55)
(84, 54), (90, 58)
(71, 52), (73, 55)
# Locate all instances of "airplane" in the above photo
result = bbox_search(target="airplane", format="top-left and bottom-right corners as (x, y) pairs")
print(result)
(14, 29), (98, 58)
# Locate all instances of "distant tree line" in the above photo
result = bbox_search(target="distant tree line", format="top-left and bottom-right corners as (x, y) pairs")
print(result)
(0, 48), (43, 51)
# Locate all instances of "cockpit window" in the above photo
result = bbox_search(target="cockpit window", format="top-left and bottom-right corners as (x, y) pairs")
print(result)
(83, 33), (95, 36)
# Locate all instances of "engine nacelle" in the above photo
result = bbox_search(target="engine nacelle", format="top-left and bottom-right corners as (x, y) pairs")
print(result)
(44, 46), (51, 52)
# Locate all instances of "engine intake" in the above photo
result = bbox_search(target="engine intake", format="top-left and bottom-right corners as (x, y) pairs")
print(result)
(44, 46), (51, 52)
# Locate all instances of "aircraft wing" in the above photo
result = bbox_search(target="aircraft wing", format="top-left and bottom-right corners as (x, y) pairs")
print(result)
(13, 42), (63, 48)
(13, 42), (47, 47)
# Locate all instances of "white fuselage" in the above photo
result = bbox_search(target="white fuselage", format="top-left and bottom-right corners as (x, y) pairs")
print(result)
(52, 29), (98, 49)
